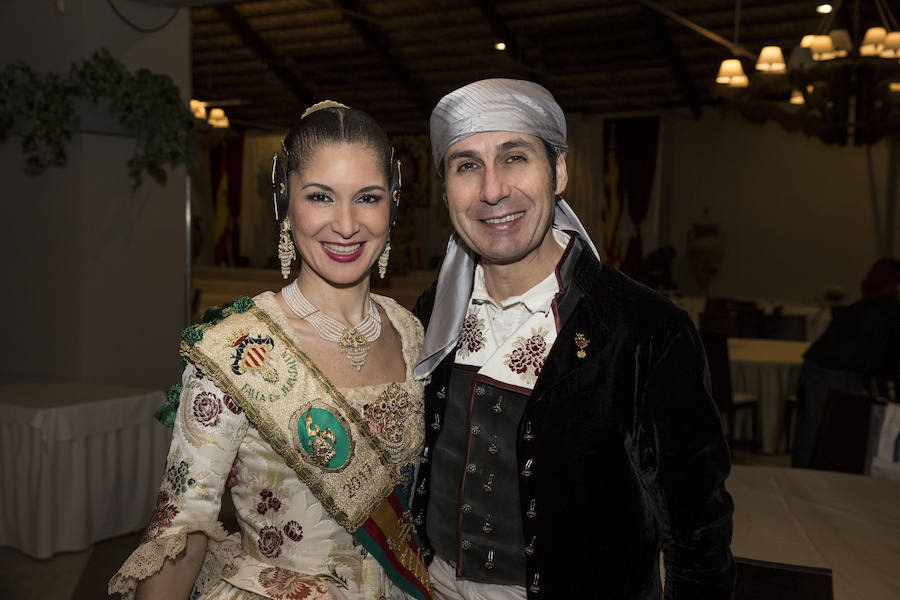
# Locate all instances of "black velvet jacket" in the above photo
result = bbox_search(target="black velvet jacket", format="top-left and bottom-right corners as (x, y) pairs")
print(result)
(411, 237), (735, 599)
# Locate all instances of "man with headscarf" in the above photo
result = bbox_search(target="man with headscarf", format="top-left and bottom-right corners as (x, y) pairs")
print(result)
(410, 79), (735, 599)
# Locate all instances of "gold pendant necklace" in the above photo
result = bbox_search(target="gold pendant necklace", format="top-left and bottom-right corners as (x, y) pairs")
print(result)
(282, 281), (381, 371)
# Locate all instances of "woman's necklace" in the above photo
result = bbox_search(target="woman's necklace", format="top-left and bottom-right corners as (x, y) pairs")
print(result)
(281, 280), (382, 371)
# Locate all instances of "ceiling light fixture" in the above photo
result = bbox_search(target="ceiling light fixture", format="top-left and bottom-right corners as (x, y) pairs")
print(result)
(207, 107), (229, 128)
(718, 0), (900, 145)
(189, 99), (207, 120)
(494, 41), (506, 51)
(816, 4), (833, 14)
(716, 0), (748, 88)
(756, 46), (786, 72)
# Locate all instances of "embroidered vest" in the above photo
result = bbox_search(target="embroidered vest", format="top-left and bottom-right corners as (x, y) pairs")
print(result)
(427, 295), (559, 584)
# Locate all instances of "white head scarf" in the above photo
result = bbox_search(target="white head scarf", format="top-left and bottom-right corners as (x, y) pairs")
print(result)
(429, 78), (568, 169)
(414, 79), (600, 380)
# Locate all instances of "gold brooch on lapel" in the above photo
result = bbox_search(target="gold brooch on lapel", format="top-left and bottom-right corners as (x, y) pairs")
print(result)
(574, 333), (589, 359)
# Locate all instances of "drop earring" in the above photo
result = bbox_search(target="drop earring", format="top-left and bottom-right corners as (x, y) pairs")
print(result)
(378, 238), (391, 279)
(278, 219), (296, 279)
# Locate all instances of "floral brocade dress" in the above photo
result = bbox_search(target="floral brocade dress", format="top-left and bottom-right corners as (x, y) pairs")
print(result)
(109, 292), (425, 600)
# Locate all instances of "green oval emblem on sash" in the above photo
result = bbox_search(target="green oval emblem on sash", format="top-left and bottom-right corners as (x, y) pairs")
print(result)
(298, 407), (351, 470)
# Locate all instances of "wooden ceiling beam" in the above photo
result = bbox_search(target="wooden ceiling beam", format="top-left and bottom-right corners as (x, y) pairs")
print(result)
(643, 8), (702, 118)
(331, 0), (432, 119)
(212, 3), (318, 107)
(635, 0), (756, 60)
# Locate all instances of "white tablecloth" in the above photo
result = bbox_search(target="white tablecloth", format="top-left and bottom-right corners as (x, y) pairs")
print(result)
(728, 338), (809, 454)
(0, 382), (171, 558)
(729, 465), (900, 600)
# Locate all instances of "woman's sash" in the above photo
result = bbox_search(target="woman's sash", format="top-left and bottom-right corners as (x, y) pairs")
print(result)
(179, 299), (432, 600)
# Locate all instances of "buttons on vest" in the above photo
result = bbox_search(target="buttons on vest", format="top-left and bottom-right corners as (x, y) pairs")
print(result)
(526, 498), (537, 519)
(525, 536), (536, 556)
(437, 386), (446, 399)
(483, 472), (494, 493)
(431, 413), (441, 430)
(523, 421), (534, 441)
(462, 539), (472, 550)
(482, 514), (493, 535)
(421, 446), (430, 463)
(466, 462), (477, 474)
(529, 573), (541, 594)
(492, 398), (503, 414)
(461, 503), (472, 514)
(485, 549), (495, 571)
(416, 477), (427, 495)
(471, 425), (481, 436)
(488, 435), (499, 454)
(476, 385), (486, 396)
(414, 509), (424, 526)
(521, 458), (534, 478)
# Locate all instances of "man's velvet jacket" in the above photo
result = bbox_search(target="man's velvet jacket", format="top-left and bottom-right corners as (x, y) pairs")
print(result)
(411, 237), (735, 599)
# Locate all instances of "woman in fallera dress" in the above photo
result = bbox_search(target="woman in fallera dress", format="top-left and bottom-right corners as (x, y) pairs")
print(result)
(109, 102), (432, 600)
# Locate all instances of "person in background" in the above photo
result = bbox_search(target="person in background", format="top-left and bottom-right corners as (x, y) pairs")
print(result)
(410, 78), (734, 599)
(792, 257), (900, 468)
(110, 102), (433, 600)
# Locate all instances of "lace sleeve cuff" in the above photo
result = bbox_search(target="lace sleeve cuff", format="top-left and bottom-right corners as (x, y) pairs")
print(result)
(107, 522), (240, 600)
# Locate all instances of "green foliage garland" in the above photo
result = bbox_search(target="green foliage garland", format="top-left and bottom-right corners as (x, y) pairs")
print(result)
(0, 48), (199, 189)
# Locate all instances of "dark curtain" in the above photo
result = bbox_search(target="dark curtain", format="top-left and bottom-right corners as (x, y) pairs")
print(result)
(601, 122), (623, 267)
(605, 117), (659, 282)
(210, 138), (244, 265)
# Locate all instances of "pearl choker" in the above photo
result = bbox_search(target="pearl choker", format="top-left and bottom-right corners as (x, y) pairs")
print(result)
(281, 280), (382, 371)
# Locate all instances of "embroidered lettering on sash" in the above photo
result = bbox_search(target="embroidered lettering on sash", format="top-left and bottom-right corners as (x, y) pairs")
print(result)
(387, 511), (430, 587)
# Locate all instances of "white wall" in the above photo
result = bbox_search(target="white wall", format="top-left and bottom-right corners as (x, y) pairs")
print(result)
(662, 107), (895, 304)
(0, 1), (190, 388)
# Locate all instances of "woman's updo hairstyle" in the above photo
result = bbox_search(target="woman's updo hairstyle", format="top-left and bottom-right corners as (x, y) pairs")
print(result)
(271, 101), (401, 225)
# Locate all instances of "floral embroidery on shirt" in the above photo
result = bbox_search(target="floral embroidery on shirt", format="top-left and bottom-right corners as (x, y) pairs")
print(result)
(257, 489), (282, 514)
(283, 520), (303, 542)
(223, 393), (243, 414)
(166, 460), (197, 496)
(143, 490), (179, 542)
(504, 326), (550, 385)
(192, 391), (222, 427)
(257, 566), (330, 600)
(457, 308), (486, 358)
(258, 525), (284, 558)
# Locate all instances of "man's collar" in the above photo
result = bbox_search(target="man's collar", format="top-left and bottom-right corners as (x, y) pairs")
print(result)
(414, 199), (599, 381)
(470, 229), (570, 314)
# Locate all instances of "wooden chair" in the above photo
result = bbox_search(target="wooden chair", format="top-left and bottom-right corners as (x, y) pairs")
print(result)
(734, 556), (833, 600)
(809, 390), (876, 474)
(700, 331), (760, 452)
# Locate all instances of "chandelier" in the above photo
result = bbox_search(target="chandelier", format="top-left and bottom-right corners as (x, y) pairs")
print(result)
(716, 0), (900, 146)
